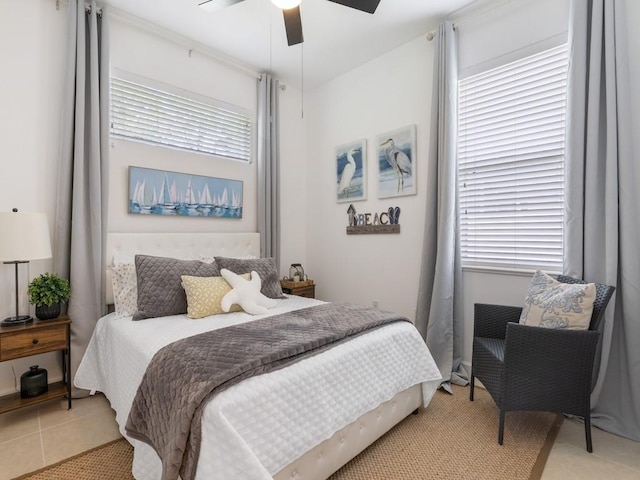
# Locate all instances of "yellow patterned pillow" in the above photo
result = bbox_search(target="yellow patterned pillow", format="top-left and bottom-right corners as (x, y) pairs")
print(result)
(181, 274), (250, 319)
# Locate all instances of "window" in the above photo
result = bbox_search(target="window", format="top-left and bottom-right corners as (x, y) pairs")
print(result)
(457, 44), (569, 271)
(110, 75), (252, 162)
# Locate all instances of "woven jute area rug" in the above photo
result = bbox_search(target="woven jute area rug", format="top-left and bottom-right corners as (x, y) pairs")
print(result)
(14, 385), (561, 480)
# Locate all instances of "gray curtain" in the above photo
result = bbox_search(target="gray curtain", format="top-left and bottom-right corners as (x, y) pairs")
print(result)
(415, 22), (467, 392)
(564, 0), (639, 441)
(54, 1), (108, 397)
(257, 74), (281, 265)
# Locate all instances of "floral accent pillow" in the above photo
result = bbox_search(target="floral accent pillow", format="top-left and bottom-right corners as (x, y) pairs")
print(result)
(111, 263), (138, 316)
(519, 270), (596, 330)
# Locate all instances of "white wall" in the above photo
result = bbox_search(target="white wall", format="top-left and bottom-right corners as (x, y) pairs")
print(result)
(304, 36), (433, 321)
(108, 18), (259, 235)
(278, 85), (308, 275)
(456, 0), (570, 78)
(108, 17), (309, 277)
(0, 0), (68, 395)
(302, 0), (571, 370)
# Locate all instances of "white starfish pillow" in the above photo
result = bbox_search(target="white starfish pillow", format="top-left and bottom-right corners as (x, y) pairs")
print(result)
(220, 268), (278, 315)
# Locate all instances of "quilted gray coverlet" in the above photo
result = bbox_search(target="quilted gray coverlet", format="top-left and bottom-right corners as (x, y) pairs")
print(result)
(125, 303), (411, 480)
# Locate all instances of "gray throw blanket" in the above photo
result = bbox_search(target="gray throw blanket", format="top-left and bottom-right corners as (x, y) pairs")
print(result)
(125, 303), (411, 480)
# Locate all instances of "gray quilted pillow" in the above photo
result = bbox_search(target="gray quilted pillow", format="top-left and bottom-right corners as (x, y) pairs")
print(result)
(214, 257), (285, 299)
(133, 255), (220, 320)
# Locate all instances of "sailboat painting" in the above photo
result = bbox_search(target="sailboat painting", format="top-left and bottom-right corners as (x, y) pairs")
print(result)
(128, 166), (243, 218)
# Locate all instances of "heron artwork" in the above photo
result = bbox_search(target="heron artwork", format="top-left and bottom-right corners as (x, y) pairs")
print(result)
(338, 147), (360, 197)
(380, 138), (412, 193)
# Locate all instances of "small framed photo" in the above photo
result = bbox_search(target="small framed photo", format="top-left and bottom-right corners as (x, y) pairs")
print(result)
(376, 125), (416, 198)
(336, 139), (367, 203)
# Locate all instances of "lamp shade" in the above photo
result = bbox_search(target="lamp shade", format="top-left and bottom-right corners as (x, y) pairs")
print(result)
(0, 211), (52, 262)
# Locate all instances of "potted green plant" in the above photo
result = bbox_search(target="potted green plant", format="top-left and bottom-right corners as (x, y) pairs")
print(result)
(28, 273), (71, 321)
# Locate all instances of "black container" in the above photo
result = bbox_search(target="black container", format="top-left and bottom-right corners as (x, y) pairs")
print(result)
(35, 303), (60, 321)
(20, 365), (48, 398)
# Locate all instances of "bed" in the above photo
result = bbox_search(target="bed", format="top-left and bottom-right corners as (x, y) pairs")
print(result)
(74, 232), (442, 480)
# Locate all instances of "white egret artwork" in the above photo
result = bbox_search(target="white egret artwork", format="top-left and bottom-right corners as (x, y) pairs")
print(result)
(336, 139), (367, 203)
(376, 125), (417, 198)
(129, 166), (243, 218)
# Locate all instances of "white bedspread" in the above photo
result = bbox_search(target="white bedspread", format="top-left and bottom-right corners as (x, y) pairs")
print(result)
(75, 296), (442, 480)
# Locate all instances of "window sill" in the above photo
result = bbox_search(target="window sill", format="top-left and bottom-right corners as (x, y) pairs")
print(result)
(462, 266), (561, 277)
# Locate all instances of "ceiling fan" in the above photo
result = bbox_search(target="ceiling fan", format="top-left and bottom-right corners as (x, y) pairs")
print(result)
(198, 0), (382, 46)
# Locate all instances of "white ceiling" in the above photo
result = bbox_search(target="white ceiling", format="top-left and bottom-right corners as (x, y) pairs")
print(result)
(101, 0), (477, 91)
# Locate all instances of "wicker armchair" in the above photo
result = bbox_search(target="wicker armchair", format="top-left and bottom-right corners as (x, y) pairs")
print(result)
(469, 275), (615, 452)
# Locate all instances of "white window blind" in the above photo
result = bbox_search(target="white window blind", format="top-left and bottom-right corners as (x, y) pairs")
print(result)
(457, 44), (568, 271)
(110, 76), (252, 162)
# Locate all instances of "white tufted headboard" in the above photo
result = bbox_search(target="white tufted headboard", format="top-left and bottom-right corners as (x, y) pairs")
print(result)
(105, 232), (260, 305)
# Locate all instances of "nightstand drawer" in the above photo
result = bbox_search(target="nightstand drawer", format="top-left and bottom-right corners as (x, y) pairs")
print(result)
(0, 324), (68, 361)
(280, 280), (316, 299)
(0, 316), (72, 414)
(292, 285), (315, 298)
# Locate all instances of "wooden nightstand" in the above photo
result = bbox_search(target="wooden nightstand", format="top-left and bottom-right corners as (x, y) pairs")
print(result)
(280, 280), (316, 299)
(0, 315), (72, 414)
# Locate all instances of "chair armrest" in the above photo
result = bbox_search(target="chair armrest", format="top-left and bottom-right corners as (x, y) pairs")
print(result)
(474, 303), (523, 339)
(503, 323), (600, 406)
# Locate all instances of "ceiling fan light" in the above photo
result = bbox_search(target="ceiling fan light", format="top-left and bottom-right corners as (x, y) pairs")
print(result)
(271, 0), (302, 9)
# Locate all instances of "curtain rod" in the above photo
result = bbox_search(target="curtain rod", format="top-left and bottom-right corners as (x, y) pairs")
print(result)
(447, 0), (514, 30)
(426, 0), (512, 42)
(107, 7), (261, 79)
(55, 1), (103, 15)
(85, 3), (102, 15)
(55, 1), (261, 80)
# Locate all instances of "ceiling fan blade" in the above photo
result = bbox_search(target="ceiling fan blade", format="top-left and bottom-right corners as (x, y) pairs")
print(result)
(283, 6), (304, 46)
(198, 0), (245, 12)
(327, 0), (381, 14)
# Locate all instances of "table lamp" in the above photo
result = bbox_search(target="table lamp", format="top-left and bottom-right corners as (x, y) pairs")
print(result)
(0, 209), (52, 327)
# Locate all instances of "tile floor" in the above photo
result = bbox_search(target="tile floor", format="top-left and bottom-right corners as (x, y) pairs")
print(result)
(1, 393), (639, 479)
(541, 418), (640, 479)
(0, 394), (121, 480)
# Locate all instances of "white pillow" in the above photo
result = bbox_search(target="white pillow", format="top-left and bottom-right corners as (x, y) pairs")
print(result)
(519, 270), (596, 330)
(111, 263), (138, 316)
(113, 254), (135, 267)
(220, 269), (278, 315)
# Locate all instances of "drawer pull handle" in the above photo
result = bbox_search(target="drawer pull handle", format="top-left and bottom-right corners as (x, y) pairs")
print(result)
(32, 338), (39, 345)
